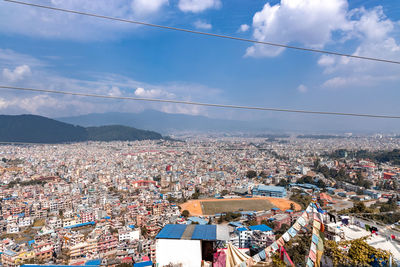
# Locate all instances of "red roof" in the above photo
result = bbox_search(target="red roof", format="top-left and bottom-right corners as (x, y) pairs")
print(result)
(319, 193), (333, 202)
(132, 180), (156, 184)
(384, 172), (396, 176)
(72, 261), (85, 265)
(122, 256), (133, 263)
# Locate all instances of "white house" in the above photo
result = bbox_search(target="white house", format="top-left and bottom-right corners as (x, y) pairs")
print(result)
(118, 229), (140, 242)
(156, 224), (229, 267)
(7, 223), (19, 234)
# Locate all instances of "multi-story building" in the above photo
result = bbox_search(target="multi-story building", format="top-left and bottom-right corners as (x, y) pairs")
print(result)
(252, 185), (287, 198)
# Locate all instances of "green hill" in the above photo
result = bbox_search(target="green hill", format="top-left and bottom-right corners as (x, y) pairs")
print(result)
(0, 115), (163, 143)
(87, 125), (162, 141)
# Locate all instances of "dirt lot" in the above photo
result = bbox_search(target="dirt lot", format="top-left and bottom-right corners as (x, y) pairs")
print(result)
(180, 197), (301, 216)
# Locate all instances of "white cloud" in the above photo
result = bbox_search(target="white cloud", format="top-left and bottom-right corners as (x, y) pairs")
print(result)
(0, 48), (45, 68)
(297, 84), (308, 93)
(134, 87), (175, 98)
(319, 6), (400, 88)
(238, 24), (249, 32)
(131, 0), (168, 16)
(0, 1), (167, 40)
(246, 0), (351, 57)
(2, 65), (31, 82)
(318, 55), (336, 67)
(0, 49), (222, 118)
(243, 0), (400, 89)
(0, 98), (10, 109)
(108, 86), (122, 97)
(194, 20), (212, 30)
(178, 0), (221, 13)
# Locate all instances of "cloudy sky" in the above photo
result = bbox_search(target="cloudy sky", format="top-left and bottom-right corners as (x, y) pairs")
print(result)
(0, 0), (399, 132)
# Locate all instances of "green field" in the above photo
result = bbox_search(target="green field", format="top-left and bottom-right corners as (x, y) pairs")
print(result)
(201, 199), (275, 215)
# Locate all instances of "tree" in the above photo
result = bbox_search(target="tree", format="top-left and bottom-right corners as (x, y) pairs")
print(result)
(261, 219), (275, 229)
(246, 170), (257, 179)
(181, 210), (190, 218)
(221, 190), (229, 196)
(352, 202), (366, 213)
(325, 237), (392, 266)
(275, 224), (290, 236)
(259, 171), (268, 178)
(277, 179), (288, 187)
(247, 220), (258, 226)
(290, 203), (295, 211)
(313, 158), (320, 169)
(141, 226), (148, 237)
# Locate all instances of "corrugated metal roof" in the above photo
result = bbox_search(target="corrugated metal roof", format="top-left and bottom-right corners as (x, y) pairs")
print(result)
(156, 224), (187, 239)
(156, 224), (225, 240)
(192, 225), (216, 240)
(85, 259), (101, 265)
(249, 224), (272, 232)
(22, 265), (87, 267)
(256, 185), (286, 192)
(134, 261), (153, 267)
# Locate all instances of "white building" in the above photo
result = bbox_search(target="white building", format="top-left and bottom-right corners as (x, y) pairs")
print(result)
(230, 225), (274, 248)
(118, 229), (140, 242)
(156, 224), (229, 267)
(18, 217), (33, 227)
(7, 223), (19, 234)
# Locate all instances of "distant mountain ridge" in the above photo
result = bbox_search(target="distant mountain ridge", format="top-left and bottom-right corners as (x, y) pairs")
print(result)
(57, 110), (271, 133)
(0, 115), (163, 143)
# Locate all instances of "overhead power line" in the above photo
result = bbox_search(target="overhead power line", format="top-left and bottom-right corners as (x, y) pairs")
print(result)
(4, 0), (400, 65)
(1, 85), (400, 119)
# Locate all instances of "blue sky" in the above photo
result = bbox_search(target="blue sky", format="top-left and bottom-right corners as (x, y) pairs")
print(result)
(0, 0), (399, 132)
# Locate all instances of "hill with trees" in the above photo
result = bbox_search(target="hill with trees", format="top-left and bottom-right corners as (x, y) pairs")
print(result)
(0, 114), (163, 143)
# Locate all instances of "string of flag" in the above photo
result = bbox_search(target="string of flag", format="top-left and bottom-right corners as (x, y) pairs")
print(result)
(239, 201), (325, 266)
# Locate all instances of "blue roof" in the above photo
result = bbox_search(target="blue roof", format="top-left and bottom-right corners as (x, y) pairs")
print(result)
(271, 207), (280, 211)
(64, 221), (95, 229)
(22, 265), (87, 267)
(134, 261), (153, 267)
(192, 225), (216, 240)
(4, 250), (17, 256)
(255, 185), (286, 192)
(156, 224), (219, 240)
(240, 211), (255, 215)
(129, 225), (135, 229)
(290, 183), (319, 189)
(85, 259), (101, 265)
(229, 222), (243, 227)
(249, 224), (272, 232)
(156, 224), (187, 239)
(237, 227), (248, 232)
(286, 209), (294, 213)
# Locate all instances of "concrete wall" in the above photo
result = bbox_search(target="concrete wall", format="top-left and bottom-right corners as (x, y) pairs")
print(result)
(156, 239), (201, 267)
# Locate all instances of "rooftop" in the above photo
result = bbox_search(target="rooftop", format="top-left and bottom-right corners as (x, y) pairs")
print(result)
(156, 224), (228, 241)
(249, 224), (272, 232)
(254, 185), (286, 192)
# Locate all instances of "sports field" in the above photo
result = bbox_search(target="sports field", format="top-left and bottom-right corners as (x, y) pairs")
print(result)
(180, 197), (301, 216)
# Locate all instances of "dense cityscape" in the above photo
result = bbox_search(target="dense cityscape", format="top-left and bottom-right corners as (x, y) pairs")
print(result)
(0, 135), (399, 266)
